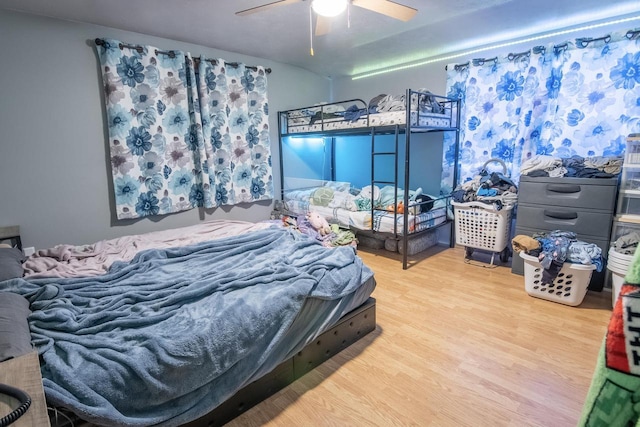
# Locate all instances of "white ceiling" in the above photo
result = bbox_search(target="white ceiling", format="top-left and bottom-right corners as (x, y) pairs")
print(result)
(1, 0), (640, 78)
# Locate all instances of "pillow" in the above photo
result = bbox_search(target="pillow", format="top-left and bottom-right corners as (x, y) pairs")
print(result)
(415, 194), (435, 213)
(324, 181), (350, 192)
(0, 247), (26, 282)
(360, 185), (381, 204)
(0, 292), (33, 362)
(428, 194), (447, 209)
(311, 187), (334, 206)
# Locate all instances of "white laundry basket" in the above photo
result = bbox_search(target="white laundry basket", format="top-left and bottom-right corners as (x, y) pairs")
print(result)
(452, 201), (514, 264)
(519, 252), (596, 306)
(452, 158), (516, 266)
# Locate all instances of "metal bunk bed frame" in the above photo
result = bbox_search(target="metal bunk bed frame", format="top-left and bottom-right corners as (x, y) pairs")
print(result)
(278, 89), (461, 269)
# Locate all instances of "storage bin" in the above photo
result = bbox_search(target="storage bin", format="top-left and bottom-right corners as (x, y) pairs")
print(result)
(625, 134), (640, 165)
(519, 252), (596, 306)
(617, 196), (640, 219)
(607, 247), (634, 307)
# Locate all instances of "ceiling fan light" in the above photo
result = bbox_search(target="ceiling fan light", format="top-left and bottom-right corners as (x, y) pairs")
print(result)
(311, 0), (347, 17)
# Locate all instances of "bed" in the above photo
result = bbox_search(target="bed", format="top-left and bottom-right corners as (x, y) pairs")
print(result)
(0, 220), (376, 427)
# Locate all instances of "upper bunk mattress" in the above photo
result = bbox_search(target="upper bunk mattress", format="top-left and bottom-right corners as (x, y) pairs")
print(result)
(282, 90), (457, 135)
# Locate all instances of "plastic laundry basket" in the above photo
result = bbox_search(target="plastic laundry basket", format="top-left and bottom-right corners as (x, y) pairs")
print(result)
(519, 252), (596, 306)
(452, 201), (513, 253)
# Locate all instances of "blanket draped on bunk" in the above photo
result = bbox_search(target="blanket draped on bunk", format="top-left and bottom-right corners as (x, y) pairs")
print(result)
(0, 228), (373, 427)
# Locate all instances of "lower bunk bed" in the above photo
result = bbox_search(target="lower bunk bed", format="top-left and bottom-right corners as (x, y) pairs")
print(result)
(0, 220), (377, 427)
(281, 181), (453, 263)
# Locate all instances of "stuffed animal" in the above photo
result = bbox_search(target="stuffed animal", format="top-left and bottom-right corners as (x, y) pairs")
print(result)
(385, 201), (404, 213)
(306, 212), (331, 236)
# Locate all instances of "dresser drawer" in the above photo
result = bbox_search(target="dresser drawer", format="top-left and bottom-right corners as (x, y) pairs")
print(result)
(518, 176), (617, 211)
(515, 205), (613, 239)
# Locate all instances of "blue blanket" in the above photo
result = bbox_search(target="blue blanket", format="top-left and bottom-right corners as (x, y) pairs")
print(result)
(0, 228), (374, 426)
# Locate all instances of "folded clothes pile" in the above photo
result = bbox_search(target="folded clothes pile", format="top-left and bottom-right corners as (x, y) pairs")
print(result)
(521, 155), (623, 178)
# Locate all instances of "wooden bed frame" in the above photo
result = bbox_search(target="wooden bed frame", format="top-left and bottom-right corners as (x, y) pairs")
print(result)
(49, 298), (377, 427)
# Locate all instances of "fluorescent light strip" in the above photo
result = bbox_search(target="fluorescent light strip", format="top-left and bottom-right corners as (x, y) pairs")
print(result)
(351, 15), (640, 81)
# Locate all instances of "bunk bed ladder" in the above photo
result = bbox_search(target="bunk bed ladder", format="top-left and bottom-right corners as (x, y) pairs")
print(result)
(370, 125), (401, 252)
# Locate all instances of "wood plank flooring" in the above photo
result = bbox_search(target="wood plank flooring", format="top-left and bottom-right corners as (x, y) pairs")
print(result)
(227, 246), (613, 427)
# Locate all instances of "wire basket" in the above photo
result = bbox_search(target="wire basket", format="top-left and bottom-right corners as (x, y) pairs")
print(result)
(452, 201), (513, 253)
(519, 252), (596, 306)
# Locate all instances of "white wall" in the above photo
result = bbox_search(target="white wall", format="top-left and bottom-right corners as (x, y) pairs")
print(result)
(332, 60), (449, 103)
(0, 9), (330, 249)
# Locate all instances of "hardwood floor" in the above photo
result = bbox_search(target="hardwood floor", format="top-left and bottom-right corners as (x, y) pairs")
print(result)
(227, 246), (613, 427)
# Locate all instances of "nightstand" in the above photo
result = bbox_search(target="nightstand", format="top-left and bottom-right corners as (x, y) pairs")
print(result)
(0, 352), (50, 427)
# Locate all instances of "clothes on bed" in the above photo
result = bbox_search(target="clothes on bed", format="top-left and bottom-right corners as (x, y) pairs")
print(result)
(282, 215), (357, 248)
(284, 89), (453, 134)
(367, 90), (445, 115)
(344, 104), (366, 122)
(1, 227), (374, 427)
(375, 94), (405, 113)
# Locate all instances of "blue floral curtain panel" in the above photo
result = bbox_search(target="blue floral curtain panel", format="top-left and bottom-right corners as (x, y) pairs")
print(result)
(442, 30), (640, 189)
(96, 39), (272, 219)
(195, 59), (273, 206)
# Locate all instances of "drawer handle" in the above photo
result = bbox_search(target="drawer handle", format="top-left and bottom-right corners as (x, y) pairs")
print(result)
(546, 184), (581, 193)
(544, 210), (578, 220)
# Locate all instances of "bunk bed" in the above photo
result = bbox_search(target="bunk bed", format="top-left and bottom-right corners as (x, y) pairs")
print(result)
(278, 89), (461, 269)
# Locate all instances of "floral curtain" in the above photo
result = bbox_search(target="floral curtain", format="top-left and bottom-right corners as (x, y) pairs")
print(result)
(96, 39), (273, 219)
(195, 59), (273, 206)
(442, 30), (640, 190)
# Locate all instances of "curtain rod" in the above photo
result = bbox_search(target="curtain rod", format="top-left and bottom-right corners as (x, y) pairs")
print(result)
(94, 38), (272, 74)
(446, 26), (639, 70)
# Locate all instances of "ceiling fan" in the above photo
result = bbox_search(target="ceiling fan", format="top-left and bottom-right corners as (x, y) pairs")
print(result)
(236, 0), (417, 44)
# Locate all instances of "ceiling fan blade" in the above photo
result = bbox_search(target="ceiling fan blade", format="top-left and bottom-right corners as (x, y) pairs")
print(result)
(236, 0), (301, 16)
(352, 0), (417, 21)
(315, 14), (332, 36)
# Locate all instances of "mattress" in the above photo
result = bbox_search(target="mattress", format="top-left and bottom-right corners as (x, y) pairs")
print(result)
(285, 110), (453, 134)
(281, 89), (457, 135)
(285, 199), (448, 234)
(284, 183), (450, 234)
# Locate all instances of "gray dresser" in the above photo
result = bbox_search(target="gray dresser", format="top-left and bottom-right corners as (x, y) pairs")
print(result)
(511, 175), (618, 291)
